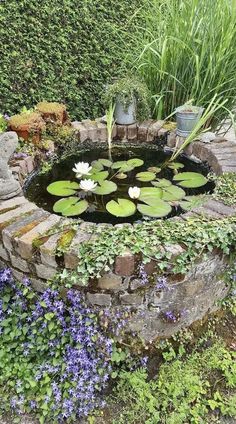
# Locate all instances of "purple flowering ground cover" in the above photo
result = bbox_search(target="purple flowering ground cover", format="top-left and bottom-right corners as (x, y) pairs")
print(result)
(0, 268), (117, 423)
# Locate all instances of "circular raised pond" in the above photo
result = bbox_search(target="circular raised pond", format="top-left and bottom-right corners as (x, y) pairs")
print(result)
(25, 142), (214, 224)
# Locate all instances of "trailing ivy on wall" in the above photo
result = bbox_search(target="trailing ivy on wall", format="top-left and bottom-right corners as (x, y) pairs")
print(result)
(0, 0), (146, 119)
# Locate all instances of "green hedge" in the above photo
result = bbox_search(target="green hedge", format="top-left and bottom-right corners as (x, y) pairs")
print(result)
(0, 0), (145, 119)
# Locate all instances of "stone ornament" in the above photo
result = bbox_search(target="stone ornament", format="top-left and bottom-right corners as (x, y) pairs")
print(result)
(0, 131), (22, 200)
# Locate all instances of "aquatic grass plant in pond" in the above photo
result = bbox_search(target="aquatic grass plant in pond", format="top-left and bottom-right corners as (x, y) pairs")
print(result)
(26, 144), (213, 224)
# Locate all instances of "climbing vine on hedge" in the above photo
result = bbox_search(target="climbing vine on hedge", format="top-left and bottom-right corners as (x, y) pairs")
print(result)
(0, 0), (146, 119)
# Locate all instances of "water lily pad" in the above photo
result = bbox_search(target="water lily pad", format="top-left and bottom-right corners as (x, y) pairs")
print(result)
(91, 161), (104, 171)
(116, 173), (127, 179)
(94, 180), (117, 195)
(179, 195), (207, 211)
(137, 200), (171, 218)
(136, 171), (156, 182)
(119, 163), (135, 172)
(127, 158), (144, 167)
(91, 171), (109, 182)
(161, 185), (186, 201)
(53, 197), (88, 216)
(98, 158), (113, 167)
(152, 178), (172, 188)
(173, 172), (208, 188)
(147, 166), (161, 173)
(106, 198), (136, 217)
(47, 181), (80, 197)
(168, 162), (184, 170)
(139, 187), (162, 204)
(111, 161), (127, 170)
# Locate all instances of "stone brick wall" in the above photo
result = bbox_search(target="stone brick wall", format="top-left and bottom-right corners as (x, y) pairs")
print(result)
(0, 121), (236, 340)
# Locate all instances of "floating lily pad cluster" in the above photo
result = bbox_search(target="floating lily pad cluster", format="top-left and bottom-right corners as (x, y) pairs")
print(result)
(47, 157), (208, 219)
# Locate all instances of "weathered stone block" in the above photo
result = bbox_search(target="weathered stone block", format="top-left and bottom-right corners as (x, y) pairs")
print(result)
(64, 229), (91, 269)
(147, 121), (164, 142)
(2, 209), (48, 251)
(96, 121), (107, 141)
(0, 243), (9, 261)
(0, 202), (38, 225)
(82, 120), (97, 142)
(116, 124), (127, 140)
(167, 132), (177, 148)
(30, 277), (48, 293)
(98, 273), (126, 291)
(24, 156), (35, 173)
(203, 199), (236, 217)
(127, 124), (137, 141)
(11, 268), (25, 283)
(35, 263), (57, 280)
(130, 278), (145, 291)
(120, 293), (143, 305)
(17, 214), (60, 260)
(71, 121), (88, 142)
(114, 250), (135, 276)
(0, 196), (27, 212)
(40, 232), (61, 268)
(137, 120), (153, 142)
(10, 253), (30, 272)
(87, 293), (111, 306)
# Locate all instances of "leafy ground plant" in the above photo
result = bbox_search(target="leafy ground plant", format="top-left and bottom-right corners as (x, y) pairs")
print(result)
(111, 341), (236, 424)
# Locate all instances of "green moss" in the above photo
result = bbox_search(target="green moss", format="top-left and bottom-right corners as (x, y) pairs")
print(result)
(57, 229), (76, 251)
(9, 112), (44, 128)
(36, 101), (66, 115)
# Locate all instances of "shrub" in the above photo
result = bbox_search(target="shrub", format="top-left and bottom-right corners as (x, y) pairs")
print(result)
(0, 0), (146, 120)
(130, 0), (236, 127)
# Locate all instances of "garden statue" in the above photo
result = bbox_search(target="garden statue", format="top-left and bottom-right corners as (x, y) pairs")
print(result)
(0, 131), (22, 200)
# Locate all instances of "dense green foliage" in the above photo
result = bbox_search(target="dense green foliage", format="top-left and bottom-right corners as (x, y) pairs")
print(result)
(112, 341), (236, 423)
(0, 0), (145, 120)
(130, 0), (236, 126)
(58, 215), (236, 286)
(212, 172), (236, 206)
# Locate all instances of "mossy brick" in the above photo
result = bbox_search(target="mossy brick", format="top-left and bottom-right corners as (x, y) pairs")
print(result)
(16, 214), (61, 260)
(0, 202), (38, 225)
(35, 263), (57, 280)
(2, 209), (49, 251)
(96, 121), (107, 141)
(40, 232), (62, 268)
(0, 196), (27, 212)
(116, 124), (127, 140)
(64, 229), (91, 269)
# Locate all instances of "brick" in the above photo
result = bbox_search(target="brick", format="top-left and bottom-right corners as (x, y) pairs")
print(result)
(82, 119), (97, 142)
(2, 209), (48, 251)
(17, 214), (60, 260)
(87, 293), (111, 306)
(0, 202), (38, 225)
(96, 121), (107, 141)
(114, 250), (135, 276)
(0, 243), (9, 261)
(98, 273), (126, 291)
(116, 124), (127, 140)
(64, 229), (91, 269)
(35, 263), (57, 280)
(40, 233), (61, 268)
(10, 253), (30, 272)
(147, 121), (164, 142)
(120, 293), (143, 305)
(137, 120), (153, 142)
(127, 124), (137, 141)
(0, 196), (27, 212)
(71, 121), (88, 142)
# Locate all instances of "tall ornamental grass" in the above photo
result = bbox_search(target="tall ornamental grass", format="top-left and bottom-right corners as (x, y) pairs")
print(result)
(131, 0), (236, 128)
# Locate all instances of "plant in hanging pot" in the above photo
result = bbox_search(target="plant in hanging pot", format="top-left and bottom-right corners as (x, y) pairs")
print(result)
(175, 103), (204, 137)
(104, 77), (151, 125)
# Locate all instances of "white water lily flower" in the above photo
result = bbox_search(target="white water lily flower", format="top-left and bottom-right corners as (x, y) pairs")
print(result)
(72, 162), (92, 178)
(128, 186), (141, 199)
(80, 179), (97, 192)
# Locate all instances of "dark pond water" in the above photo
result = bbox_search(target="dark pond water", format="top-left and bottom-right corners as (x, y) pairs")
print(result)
(25, 143), (214, 224)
